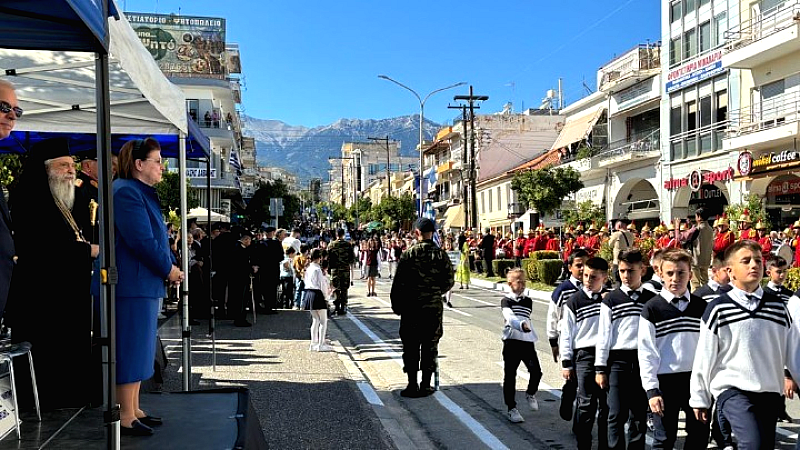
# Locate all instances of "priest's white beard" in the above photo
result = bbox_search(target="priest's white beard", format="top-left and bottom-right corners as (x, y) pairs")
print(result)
(48, 172), (75, 210)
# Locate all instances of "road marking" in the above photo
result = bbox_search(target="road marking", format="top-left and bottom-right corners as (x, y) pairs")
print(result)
(360, 295), (473, 317)
(453, 292), (549, 308)
(357, 381), (385, 406)
(347, 312), (510, 449)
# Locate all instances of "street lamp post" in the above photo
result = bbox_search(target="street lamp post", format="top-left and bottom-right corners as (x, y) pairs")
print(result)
(378, 75), (466, 216)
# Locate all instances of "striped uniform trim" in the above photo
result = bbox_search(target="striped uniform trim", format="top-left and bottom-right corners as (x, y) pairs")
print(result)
(610, 302), (644, 322)
(706, 301), (791, 334)
(654, 316), (701, 338)
(576, 302), (601, 323)
(508, 303), (532, 319)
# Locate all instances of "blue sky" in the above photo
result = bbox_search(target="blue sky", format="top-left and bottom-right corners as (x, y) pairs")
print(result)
(124, 0), (661, 128)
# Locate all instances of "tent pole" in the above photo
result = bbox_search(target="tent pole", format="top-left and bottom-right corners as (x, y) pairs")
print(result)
(95, 50), (120, 450)
(207, 155), (216, 371)
(179, 132), (191, 391)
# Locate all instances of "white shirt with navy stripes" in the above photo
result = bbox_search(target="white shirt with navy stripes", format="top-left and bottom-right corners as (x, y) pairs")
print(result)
(595, 285), (654, 370)
(559, 286), (605, 369)
(690, 286), (800, 409)
(501, 292), (537, 343)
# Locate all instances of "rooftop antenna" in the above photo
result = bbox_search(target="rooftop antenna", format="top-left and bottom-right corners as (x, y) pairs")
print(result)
(582, 78), (593, 96)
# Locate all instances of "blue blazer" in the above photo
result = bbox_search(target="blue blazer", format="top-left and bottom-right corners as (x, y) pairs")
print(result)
(113, 178), (172, 299)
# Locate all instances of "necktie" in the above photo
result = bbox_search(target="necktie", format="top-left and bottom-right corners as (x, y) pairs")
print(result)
(592, 293), (601, 302)
(671, 298), (680, 306)
(630, 291), (639, 302)
(745, 294), (756, 303)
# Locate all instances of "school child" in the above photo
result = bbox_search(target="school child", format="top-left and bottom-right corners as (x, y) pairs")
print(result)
(763, 256), (793, 302)
(547, 249), (589, 420)
(595, 249), (653, 450)
(560, 257), (611, 450)
(638, 248), (709, 449)
(501, 269), (543, 423)
(691, 240), (800, 450)
(691, 254), (730, 303)
(641, 249), (665, 294)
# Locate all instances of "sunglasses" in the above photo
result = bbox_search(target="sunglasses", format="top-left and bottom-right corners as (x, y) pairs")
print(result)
(0, 101), (22, 118)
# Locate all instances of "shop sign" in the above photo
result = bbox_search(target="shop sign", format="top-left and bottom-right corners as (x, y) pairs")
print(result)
(665, 50), (724, 93)
(739, 149), (800, 176)
(615, 79), (656, 112)
(690, 185), (725, 201)
(664, 167), (734, 190)
(767, 178), (800, 196)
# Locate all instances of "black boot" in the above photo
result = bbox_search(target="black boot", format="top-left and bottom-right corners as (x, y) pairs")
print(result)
(400, 372), (419, 398)
(418, 371), (435, 397)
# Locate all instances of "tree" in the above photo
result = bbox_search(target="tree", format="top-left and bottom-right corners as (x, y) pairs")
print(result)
(348, 197), (372, 224)
(373, 194), (416, 230)
(726, 193), (769, 231)
(155, 171), (200, 214)
(562, 200), (605, 228)
(0, 154), (23, 193)
(511, 166), (584, 217)
(245, 179), (301, 229)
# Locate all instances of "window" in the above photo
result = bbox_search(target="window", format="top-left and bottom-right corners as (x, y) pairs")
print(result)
(687, 100), (698, 133)
(700, 21), (711, 53)
(684, 0), (696, 13)
(488, 190), (493, 212)
(481, 192), (485, 214)
(700, 95), (712, 128)
(671, 106), (682, 136)
(684, 28), (697, 59)
(670, 37), (682, 66)
(497, 187), (502, 211)
(700, 0), (710, 6)
(716, 90), (728, 125)
(671, 1), (682, 22)
(713, 13), (727, 47)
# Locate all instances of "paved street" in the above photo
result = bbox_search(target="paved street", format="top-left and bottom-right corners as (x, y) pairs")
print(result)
(157, 270), (800, 449)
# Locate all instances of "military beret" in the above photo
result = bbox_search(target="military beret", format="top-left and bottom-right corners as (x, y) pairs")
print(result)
(415, 218), (435, 233)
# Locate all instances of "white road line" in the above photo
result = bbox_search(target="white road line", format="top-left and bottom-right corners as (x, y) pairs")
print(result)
(433, 392), (510, 450)
(357, 381), (385, 406)
(361, 295), (473, 317)
(347, 312), (510, 450)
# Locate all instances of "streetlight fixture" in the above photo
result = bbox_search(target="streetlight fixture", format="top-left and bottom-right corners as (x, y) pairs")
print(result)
(378, 75), (466, 216)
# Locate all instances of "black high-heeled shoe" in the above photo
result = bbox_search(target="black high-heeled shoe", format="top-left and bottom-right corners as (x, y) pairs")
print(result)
(121, 420), (153, 436)
(139, 415), (163, 426)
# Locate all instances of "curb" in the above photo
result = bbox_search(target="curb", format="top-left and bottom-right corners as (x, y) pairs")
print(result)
(469, 278), (552, 302)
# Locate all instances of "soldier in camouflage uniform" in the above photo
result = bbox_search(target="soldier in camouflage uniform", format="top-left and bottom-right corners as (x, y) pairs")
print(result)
(327, 228), (355, 315)
(391, 218), (455, 397)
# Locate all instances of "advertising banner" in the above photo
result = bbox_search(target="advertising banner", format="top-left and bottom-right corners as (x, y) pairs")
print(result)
(126, 12), (226, 79)
(666, 50), (725, 93)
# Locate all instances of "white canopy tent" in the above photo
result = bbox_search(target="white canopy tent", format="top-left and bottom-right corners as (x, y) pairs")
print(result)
(0, 7), (207, 393)
(188, 207), (229, 223)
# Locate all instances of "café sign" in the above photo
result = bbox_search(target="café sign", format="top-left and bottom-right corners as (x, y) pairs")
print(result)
(664, 167), (734, 190)
(738, 149), (800, 176)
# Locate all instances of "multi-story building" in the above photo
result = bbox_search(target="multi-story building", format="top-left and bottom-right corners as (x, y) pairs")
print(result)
(239, 136), (258, 198)
(126, 11), (245, 215)
(722, 0), (800, 227)
(474, 111), (564, 234)
(660, 0), (735, 221)
(258, 166), (299, 190)
(330, 141), (417, 208)
(422, 123), (468, 232)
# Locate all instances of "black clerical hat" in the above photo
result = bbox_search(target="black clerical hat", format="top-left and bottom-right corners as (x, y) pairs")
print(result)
(30, 138), (71, 162)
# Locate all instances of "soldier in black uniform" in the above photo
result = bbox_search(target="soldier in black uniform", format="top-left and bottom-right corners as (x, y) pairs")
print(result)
(391, 218), (454, 398)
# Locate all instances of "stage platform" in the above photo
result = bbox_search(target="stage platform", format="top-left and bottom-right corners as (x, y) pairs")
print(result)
(0, 388), (267, 449)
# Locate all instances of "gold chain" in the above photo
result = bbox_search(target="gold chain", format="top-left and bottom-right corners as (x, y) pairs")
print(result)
(54, 197), (87, 243)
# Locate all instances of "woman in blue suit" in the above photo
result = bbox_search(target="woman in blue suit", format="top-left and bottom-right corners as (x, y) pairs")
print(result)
(114, 138), (183, 436)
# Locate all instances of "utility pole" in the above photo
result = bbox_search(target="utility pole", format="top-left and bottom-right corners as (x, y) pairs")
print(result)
(368, 136), (392, 198)
(448, 104), (470, 230)
(453, 86), (488, 230)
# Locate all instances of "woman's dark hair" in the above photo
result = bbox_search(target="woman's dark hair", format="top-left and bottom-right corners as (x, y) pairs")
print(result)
(117, 137), (160, 180)
(310, 248), (323, 261)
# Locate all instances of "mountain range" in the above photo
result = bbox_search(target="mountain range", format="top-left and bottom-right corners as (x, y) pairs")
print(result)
(243, 115), (443, 183)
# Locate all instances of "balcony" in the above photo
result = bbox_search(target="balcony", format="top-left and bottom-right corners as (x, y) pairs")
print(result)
(723, 1), (800, 69)
(725, 90), (800, 151)
(596, 129), (661, 168)
(598, 43), (661, 93)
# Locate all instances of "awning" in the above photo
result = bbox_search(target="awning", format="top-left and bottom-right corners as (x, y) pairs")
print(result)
(437, 161), (453, 174)
(443, 203), (465, 229)
(551, 104), (606, 150)
(187, 207), (229, 223)
(574, 185), (605, 206)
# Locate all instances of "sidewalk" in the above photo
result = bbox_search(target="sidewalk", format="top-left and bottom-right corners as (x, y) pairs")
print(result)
(157, 308), (395, 450)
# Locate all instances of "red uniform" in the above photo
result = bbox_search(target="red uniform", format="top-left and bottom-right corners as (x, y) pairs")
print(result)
(739, 228), (757, 241)
(575, 235), (586, 249)
(503, 239), (513, 257)
(586, 234), (600, 256)
(758, 236), (772, 261)
(657, 235), (670, 249)
(546, 237), (560, 252)
(523, 237), (537, 257)
(514, 237), (527, 258)
(713, 230), (734, 256)
(563, 238), (574, 262)
(794, 238), (800, 268)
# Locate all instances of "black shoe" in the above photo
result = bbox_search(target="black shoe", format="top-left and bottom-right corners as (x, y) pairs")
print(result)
(138, 415), (163, 427)
(121, 420), (153, 436)
(446, 301), (453, 308)
(337, 309), (346, 316)
(417, 386), (435, 397)
(234, 320), (252, 327)
(400, 384), (419, 398)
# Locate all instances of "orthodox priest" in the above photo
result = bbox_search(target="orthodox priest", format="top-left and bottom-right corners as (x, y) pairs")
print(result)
(6, 138), (98, 410)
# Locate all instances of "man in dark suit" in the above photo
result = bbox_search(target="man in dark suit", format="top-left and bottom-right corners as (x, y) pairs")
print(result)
(0, 80), (19, 318)
(479, 227), (496, 277)
(252, 227), (283, 314)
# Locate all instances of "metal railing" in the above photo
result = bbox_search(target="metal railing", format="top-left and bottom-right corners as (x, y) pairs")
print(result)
(727, 90), (800, 136)
(724, 0), (800, 49)
(599, 44), (661, 89)
(595, 129), (661, 162)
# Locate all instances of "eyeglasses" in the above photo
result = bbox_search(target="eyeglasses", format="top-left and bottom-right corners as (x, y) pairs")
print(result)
(0, 101), (23, 118)
(143, 158), (163, 165)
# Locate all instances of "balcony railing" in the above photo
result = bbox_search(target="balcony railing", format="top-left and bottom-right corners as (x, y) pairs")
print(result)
(724, 0), (800, 49)
(728, 90), (800, 137)
(595, 129), (660, 163)
(599, 43), (661, 91)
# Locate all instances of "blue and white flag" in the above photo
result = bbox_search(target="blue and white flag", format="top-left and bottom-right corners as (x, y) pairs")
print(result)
(228, 150), (243, 175)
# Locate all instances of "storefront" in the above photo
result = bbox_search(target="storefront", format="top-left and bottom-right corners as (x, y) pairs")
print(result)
(738, 148), (800, 228)
(666, 164), (733, 220)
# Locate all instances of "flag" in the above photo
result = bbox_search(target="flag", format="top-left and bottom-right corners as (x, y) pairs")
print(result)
(228, 150), (242, 176)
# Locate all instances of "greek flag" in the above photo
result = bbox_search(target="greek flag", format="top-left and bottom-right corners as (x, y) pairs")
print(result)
(423, 201), (441, 247)
(228, 150), (243, 176)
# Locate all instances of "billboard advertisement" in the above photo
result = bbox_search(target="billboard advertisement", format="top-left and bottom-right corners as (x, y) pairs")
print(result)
(126, 12), (226, 79)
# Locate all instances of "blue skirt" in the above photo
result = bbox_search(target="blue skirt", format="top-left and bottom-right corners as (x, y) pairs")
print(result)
(116, 296), (159, 384)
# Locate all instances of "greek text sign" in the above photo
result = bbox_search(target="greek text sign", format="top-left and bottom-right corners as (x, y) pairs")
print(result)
(666, 50), (724, 93)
